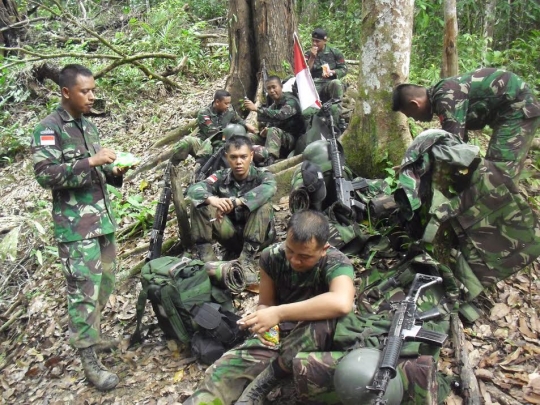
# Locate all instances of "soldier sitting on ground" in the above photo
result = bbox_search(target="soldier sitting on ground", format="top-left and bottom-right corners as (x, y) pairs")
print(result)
(186, 135), (276, 284)
(181, 210), (356, 405)
(244, 75), (305, 165)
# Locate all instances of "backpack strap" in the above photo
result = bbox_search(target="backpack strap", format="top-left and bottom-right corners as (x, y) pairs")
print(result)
(129, 286), (149, 347)
(160, 284), (191, 343)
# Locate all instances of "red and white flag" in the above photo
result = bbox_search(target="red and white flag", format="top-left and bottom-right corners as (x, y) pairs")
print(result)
(293, 32), (321, 111)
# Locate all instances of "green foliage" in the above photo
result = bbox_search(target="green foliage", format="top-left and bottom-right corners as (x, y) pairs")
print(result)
(0, 111), (31, 163)
(107, 186), (156, 239)
(185, 0), (227, 20)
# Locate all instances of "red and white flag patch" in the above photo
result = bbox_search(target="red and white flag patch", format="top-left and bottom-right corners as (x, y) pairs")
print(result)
(206, 174), (218, 184)
(40, 129), (55, 146)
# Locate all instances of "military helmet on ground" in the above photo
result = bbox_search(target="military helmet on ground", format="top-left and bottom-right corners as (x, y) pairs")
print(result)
(302, 140), (330, 166)
(333, 348), (404, 405)
(223, 123), (247, 140)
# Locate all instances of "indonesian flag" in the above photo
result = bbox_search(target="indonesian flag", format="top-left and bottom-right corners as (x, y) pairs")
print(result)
(293, 32), (321, 111)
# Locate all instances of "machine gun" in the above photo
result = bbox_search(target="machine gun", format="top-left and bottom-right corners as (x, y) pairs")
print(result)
(367, 273), (448, 404)
(323, 99), (366, 214)
(147, 160), (173, 262)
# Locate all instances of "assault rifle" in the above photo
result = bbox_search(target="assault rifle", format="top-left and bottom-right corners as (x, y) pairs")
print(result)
(367, 273), (448, 404)
(324, 99), (366, 213)
(147, 160), (173, 262)
(195, 143), (225, 183)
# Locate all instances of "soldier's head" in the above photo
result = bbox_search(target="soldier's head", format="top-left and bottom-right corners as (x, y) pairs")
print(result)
(224, 135), (254, 180)
(285, 210), (330, 272)
(213, 90), (232, 113)
(392, 84), (432, 122)
(311, 28), (328, 52)
(59, 64), (95, 119)
(265, 76), (283, 102)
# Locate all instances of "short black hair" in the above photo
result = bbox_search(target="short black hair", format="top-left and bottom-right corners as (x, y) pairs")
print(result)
(225, 135), (253, 153)
(59, 64), (93, 89)
(391, 83), (425, 111)
(265, 75), (282, 86)
(214, 89), (231, 101)
(287, 210), (329, 248)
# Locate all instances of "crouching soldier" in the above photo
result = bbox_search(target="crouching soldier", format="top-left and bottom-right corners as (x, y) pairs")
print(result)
(187, 135), (276, 284)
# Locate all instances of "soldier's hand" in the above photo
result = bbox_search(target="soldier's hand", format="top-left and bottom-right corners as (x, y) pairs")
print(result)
(89, 148), (116, 167)
(244, 99), (257, 112)
(206, 196), (234, 214)
(245, 123), (257, 133)
(260, 127), (268, 138)
(239, 307), (280, 335)
(310, 46), (318, 58)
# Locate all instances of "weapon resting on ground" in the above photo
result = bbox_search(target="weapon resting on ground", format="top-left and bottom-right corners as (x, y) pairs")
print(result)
(367, 273), (448, 404)
(147, 160), (173, 262)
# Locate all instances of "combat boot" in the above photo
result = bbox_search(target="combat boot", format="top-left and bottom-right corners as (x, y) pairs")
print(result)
(235, 364), (279, 405)
(79, 346), (119, 391)
(196, 243), (218, 262)
(237, 242), (260, 285)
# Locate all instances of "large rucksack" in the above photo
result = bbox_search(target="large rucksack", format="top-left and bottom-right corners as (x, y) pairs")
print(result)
(130, 256), (247, 363)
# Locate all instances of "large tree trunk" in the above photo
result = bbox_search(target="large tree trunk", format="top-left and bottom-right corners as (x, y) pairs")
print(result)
(441, 0), (459, 78)
(341, 0), (414, 178)
(226, 0), (296, 112)
(0, 0), (22, 55)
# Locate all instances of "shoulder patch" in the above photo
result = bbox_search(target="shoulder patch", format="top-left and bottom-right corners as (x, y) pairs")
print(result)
(206, 174), (218, 184)
(39, 128), (56, 146)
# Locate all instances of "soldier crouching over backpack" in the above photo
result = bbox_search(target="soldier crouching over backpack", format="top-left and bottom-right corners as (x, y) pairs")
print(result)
(187, 135), (276, 285)
(182, 210), (356, 405)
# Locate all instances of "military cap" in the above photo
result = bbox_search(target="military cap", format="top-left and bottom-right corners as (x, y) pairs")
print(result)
(312, 28), (328, 40)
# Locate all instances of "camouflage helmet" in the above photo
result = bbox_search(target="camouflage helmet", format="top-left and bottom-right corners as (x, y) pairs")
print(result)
(302, 140), (330, 167)
(222, 123), (247, 140)
(333, 348), (403, 405)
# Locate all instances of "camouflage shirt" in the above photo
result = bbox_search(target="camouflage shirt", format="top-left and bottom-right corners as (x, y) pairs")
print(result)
(260, 243), (354, 305)
(429, 68), (540, 140)
(257, 92), (306, 136)
(31, 106), (122, 242)
(305, 45), (347, 82)
(187, 165), (276, 212)
(197, 103), (246, 141)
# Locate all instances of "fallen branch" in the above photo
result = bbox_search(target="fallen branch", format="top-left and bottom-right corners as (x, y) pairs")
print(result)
(161, 55), (189, 78)
(3, 295), (25, 318)
(194, 33), (226, 39)
(451, 313), (482, 405)
(483, 384), (521, 405)
(0, 308), (24, 333)
(0, 17), (49, 32)
(125, 149), (174, 181)
(267, 154), (303, 174)
(47, 33), (99, 44)
(118, 217), (178, 260)
(0, 46), (122, 60)
(151, 120), (198, 149)
(94, 52), (177, 79)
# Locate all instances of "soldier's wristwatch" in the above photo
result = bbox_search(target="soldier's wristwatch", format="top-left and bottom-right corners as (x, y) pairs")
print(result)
(231, 197), (238, 207)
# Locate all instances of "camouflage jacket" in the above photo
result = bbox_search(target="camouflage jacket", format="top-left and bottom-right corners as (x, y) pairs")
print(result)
(31, 106), (122, 243)
(197, 103), (246, 141)
(429, 68), (540, 140)
(260, 242), (354, 305)
(304, 45), (347, 83)
(257, 92), (305, 136)
(187, 165), (276, 212)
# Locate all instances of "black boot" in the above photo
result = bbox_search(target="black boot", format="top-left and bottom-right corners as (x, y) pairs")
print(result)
(235, 364), (280, 405)
(237, 242), (260, 285)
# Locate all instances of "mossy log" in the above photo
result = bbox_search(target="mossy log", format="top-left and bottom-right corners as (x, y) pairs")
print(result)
(151, 120), (198, 149)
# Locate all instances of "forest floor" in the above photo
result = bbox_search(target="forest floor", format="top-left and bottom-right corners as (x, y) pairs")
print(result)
(2, 58), (540, 405)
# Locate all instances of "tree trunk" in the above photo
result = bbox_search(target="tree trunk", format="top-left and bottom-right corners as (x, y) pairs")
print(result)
(441, 0), (459, 78)
(482, 0), (497, 64)
(341, 0), (414, 178)
(0, 0), (22, 55)
(226, 0), (297, 112)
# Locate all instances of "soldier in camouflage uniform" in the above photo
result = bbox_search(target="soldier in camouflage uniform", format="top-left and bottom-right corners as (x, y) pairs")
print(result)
(392, 67), (540, 181)
(30, 65), (128, 391)
(305, 28), (347, 123)
(171, 90), (266, 168)
(187, 136), (276, 284)
(244, 76), (305, 165)
(182, 210), (356, 405)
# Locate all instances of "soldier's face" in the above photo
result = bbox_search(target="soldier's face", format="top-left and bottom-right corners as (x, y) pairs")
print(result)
(62, 74), (96, 118)
(266, 80), (283, 101)
(311, 38), (326, 52)
(225, 144), (253, 180)
(284, 233), (329, 272)
(214, 96), (232, 113)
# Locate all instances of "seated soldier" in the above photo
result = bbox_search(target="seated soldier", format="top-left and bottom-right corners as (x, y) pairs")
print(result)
(181, 210), (356, 405)
(187, 135), (276, 283)
(244, 76), (305, 166)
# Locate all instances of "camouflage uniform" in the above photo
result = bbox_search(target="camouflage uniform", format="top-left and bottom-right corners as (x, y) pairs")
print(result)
(429, 67), (540, 180)
(250, 92), (305, 159)
(183, 244), (355, 405)
(31, 106), (122, 349)
(187, 165), (276, 255)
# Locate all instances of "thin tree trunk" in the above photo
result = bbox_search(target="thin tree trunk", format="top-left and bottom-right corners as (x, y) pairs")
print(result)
(441, 0), (458, 78)
(0, 0), (22, 54)
(482, 0), (497, 65)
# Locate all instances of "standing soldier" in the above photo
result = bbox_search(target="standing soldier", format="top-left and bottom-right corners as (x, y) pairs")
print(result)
(187, 135), (276, 284)
(244, 76), (305, 165)
(30, 64), (129, 390)
(392, 68), (540, 182)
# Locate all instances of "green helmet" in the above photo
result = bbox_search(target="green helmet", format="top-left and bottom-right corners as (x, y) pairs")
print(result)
(222, 123), (247, 140)
(333, 348), (404, 405)
(302, 140), (330, 167)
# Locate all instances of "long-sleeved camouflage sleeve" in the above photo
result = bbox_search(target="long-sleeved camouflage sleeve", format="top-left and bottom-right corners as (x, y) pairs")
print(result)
(258, 97), (300, 124)
(238, 170), (276, 212)
(186, 171), (225, 207)
(330, 47), (347, 79)
(431, 80), (470, 140)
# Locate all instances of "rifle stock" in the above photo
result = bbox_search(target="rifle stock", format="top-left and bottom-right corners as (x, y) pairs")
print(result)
(147, 160), (173, 262)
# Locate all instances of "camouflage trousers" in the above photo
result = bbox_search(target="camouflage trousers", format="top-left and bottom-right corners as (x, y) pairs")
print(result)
(183, 318), (337, 405)
(171, 135), (268, 166)
(316, 79), (344, 124)
(190, 201), (274, 253)
(485, 113), (540, 180)
(57, 233), (116, 349)
(250, 128), (296, 159)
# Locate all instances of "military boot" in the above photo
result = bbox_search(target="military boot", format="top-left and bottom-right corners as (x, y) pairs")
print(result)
(79, 346), (119, 391)
(196, 243), (218, 262)
(237, 242), (260, 285)
(235, 364), (279, 405)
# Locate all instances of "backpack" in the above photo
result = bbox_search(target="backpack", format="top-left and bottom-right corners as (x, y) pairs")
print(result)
(130, 256), (247, 362)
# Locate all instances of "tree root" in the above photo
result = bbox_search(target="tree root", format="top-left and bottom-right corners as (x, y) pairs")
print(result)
(483, 384), (522, 405)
